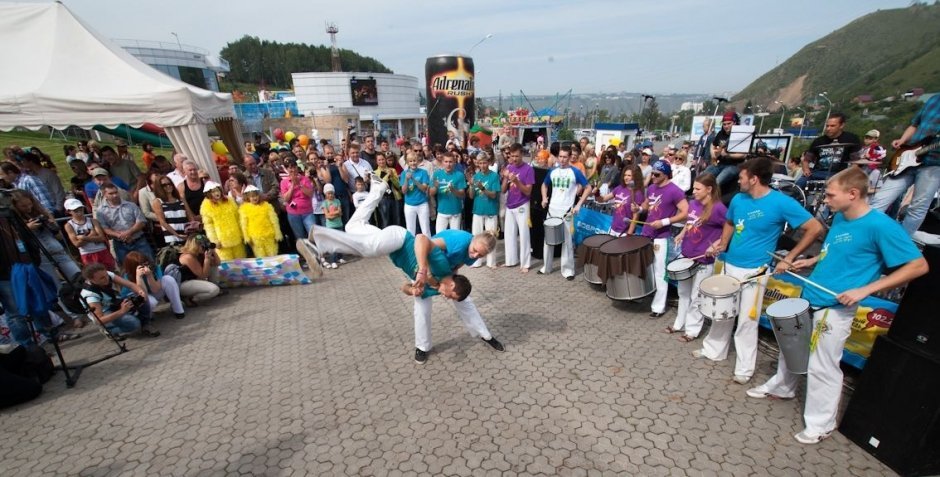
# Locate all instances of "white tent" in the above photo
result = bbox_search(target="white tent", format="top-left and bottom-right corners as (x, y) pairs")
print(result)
(0, 1), (237, 181)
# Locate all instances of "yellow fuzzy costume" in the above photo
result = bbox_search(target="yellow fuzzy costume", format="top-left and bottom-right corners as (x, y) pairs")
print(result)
(239, 201), (282, 258)
(200, 198), (246, 260)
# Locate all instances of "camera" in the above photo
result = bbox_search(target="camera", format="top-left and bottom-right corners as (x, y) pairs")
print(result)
(126, 294), (146, 312)
(195, 234), (216, 250)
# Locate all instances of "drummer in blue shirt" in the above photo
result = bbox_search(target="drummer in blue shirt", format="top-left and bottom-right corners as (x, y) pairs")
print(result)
(695, 158), (824, 385)
(745, 167), (927, 445)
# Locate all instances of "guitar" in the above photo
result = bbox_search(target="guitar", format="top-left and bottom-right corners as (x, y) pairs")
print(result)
(887, 135), (939, 177)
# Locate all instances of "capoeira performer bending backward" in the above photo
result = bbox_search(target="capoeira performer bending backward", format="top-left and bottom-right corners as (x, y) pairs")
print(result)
(297, 177), (504, 365)
(744, 168), (927, 445)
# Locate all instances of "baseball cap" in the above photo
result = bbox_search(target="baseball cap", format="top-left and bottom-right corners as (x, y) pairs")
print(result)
(641, 148), (653, 155)
(323, 183), (335, 193)
(865, 129), (880, 138)
(652, 160), (672, 177)
(90, 167), (109, 177)
(64, 198), (85, 211)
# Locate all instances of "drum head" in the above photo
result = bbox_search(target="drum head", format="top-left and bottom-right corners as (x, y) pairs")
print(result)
(772, 173), (794, 184)
(701, 275), (740, 294)
(599, 236), (652, 255)
(766, 298), (809, 316)
(667, 257), (695, 272)
(545, 217), (563, 226)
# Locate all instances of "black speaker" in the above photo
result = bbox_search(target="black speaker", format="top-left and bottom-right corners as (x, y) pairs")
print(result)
(888, 244), (940, 359)
(839, 335), (940, 476)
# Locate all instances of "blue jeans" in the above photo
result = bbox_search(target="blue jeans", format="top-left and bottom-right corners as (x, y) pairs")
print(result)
(870, 165), (940, 235)
(105, 313), (141, 335)
(113, 237), (153, 265)
(287, 213), (315, 241)
(313, 214), (326, 227)
(704, 164), (739, 189)
(0, 280), (36, 347)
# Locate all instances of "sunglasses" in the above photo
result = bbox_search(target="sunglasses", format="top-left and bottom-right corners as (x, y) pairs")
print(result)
(652, 172), (664, 178)
(161, 182), (174, 187)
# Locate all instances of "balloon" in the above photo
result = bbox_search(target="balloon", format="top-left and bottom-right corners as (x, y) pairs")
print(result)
(609, 138), (622, 146)
(269, 142), (279, 150)
(285, 131), (297, 142)
(211, 141), (228, 155)
(297, 134), (309, 147)
(273, 128), (285, 140)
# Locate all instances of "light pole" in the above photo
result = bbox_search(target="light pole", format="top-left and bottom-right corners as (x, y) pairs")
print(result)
(593, 103), (599, 128)
(711, 96), (729, 117)
(795, 107), (806, 138)
(580, 104), (584, 128)
(775, 101), (787, 131)
(468, 34), (493, 55)
(818, 92), (832, 125)
(170, 32), (182, 50)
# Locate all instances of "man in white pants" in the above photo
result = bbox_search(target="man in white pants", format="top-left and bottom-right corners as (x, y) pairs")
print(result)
(745, 168), (927, 444)
(298, 177), (503, 365)
(501, 143), (534, 273)
(635, 160), (688, 317)
(695, 158), (823, 384)
(539, 145), (591, 280)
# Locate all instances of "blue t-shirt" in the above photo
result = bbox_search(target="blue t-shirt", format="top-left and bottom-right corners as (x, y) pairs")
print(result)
(725, 189), (811, 268)
(471, 170), (500, 216)
(434, 229), (475, 268)
(401, 168), (430, 206)
(804, 209), (922, 307)
(432, 168), (467, 215)
(388, 231), (454, 298)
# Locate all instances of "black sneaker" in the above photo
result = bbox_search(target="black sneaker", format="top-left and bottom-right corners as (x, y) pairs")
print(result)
(482, 337), (505, 352)
(174, 313), (185, 320)
(140, 324), (161, 337)
(296, 239), (323, 279)
(414, 348), (428, 364)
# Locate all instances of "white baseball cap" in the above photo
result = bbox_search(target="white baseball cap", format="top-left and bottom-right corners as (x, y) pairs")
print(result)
(64, 198), (85, 211)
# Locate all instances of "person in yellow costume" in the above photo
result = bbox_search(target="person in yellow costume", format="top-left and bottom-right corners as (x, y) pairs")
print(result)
(200, 181), (246, 260)
(238, 185), (282, 257)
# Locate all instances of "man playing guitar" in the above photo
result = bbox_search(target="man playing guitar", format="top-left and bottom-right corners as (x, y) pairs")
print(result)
(869, 94), (940, 236)
(704, 111), (748, 190)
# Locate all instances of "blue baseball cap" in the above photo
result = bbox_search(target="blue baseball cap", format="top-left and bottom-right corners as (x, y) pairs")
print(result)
(652, 160), (672, 177)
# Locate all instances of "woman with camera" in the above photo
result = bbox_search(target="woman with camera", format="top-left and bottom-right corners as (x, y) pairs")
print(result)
(177, 234), (221, 306)
(122, 251), (185, 319)
(11, 189), (82, 283)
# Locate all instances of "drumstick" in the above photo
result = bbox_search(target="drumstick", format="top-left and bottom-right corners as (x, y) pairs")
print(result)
(766, 249), (839, 297)
(683, 253), (707, 261)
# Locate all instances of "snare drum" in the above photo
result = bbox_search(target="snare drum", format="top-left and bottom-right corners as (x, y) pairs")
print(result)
(597, 236), (655, 300)
(544, 217), (565, 246)
(766, 298), (812, 374)
(699, 275), (741, 321)
(666, 257), (699, 281)
(577, 234), (616, 284)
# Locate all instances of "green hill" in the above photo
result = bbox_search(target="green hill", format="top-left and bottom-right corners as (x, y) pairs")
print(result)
(220, 35), (393, 90)
(733, 2), (940, 107)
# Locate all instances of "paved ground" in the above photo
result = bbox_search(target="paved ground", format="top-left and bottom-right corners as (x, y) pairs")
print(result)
(0, 247), (894, 476)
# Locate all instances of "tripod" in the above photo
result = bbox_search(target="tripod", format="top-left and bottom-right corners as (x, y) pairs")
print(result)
(0, 204), (127, 388)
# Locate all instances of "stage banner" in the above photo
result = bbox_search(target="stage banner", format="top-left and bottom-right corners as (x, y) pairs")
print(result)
(426, 55), (475, 147)
(573, 208), (613, 246)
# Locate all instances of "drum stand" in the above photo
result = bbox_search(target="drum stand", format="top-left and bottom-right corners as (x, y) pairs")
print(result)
(1, 211), (127, 388)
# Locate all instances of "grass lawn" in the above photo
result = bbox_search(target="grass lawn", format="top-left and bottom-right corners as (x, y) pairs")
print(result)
(1, 130), (175, 187)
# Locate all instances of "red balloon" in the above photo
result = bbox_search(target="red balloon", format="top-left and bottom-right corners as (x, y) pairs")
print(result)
(274, 128), (285, 140)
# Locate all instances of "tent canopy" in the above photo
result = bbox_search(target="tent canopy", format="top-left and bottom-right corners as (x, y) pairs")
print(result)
(0, 2), (238, 181)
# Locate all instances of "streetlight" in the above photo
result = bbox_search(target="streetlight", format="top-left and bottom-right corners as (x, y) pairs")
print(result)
(170, 32), (182, 50)
(711, 96), (729, 117)
(593, 103), (599, 128)
(818, 92), (832, 125)
(795, 107), (806, 138)
(580, 104), (584, 128)
(775, 101), (787, 131)
(468, 34), (493, 55)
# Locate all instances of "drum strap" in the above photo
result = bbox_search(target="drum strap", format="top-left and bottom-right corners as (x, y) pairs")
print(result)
(808, 308), (830, 354)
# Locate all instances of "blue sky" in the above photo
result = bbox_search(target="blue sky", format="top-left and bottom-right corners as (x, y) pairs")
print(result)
(64, 0), (912, 96)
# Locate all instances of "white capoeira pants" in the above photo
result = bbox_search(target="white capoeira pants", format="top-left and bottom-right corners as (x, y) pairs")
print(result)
(404, 202), (431, 236)
(503, 204), (531, 268)
(414, 295), (493, 352)
(435, 212), (461, 233)
(471, 214), (498, 268)
(541, 214), (575, 278)
(672, 262), (714, 338)
(650, 238), (670, 314)
(752, 306), (856, 436)
(698, 262), (767, 378)
(311, 180), (408, 257)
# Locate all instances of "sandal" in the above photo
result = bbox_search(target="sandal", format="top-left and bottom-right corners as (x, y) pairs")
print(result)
(663, 326), (679, 334)
(678, 335), (697, 343)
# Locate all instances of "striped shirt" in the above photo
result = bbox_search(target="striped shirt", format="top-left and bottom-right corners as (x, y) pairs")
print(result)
(159, 199), (188, 244)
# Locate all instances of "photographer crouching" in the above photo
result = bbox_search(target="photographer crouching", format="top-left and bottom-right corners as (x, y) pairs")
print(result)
(176, 234), (222, 306)
(79, 263), (160, 339)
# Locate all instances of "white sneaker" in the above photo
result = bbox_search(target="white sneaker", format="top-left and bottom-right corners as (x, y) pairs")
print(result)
(732, 375), (751, 385)
(794, 430), (831, 445)
(691, 349), (706, 359)
(338, 258), (347, 264)
(746, 387), (769, 399)
(295, 239), (323, 279)
(330, 262), (338, 269)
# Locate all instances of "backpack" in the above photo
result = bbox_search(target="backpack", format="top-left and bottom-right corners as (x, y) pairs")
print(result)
(155, 244), (182, 269)
(57, 272), (88, 316)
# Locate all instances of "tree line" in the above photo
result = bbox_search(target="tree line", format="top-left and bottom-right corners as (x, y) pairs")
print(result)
(220, 35), (393, 89)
